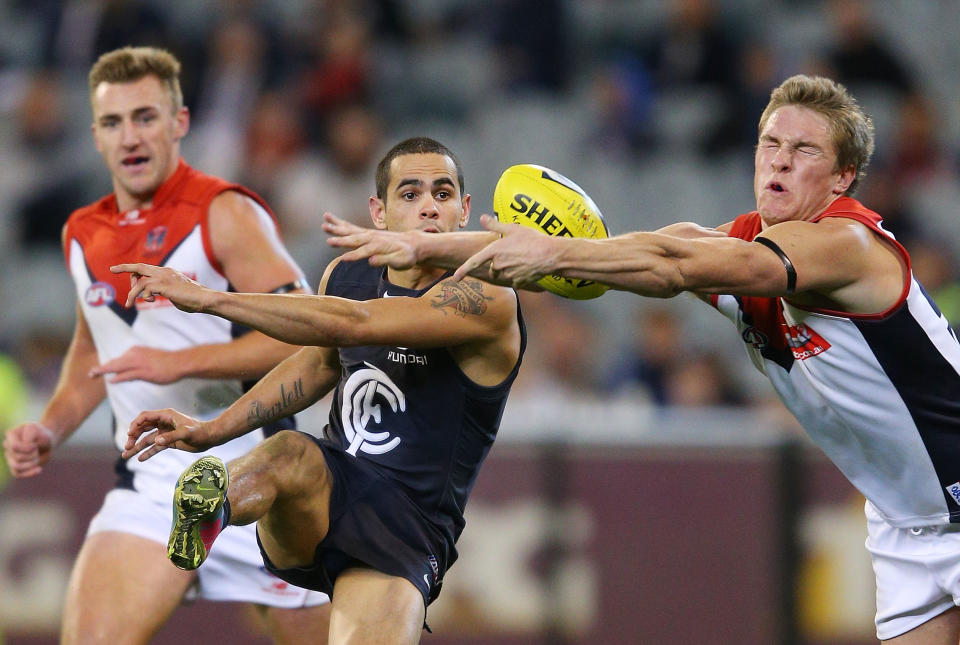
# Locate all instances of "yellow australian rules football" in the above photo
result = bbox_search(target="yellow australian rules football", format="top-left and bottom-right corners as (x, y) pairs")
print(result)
(492, 164), (610, 299)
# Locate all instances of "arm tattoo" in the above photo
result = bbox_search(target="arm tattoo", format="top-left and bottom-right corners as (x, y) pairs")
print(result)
(246, 377), (306, 429)
(431, 279), (493, 317)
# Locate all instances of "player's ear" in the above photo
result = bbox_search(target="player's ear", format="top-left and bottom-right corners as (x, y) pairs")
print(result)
(459, 193), (471, 229)
(173, 106), (190, 141)
(834, 164), (856, 195)
(369, 196), (387, 230)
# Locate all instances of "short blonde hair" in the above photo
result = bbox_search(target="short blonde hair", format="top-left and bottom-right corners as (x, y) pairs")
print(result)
(758, 75), (874, 195)
(89, 46), (183, 113)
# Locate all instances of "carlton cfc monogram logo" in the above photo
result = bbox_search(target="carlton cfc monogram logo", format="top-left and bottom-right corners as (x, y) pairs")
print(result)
(340, 363), (406, 456)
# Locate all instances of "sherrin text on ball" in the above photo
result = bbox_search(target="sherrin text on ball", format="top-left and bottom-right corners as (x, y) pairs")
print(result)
(492, 164), (610, 299)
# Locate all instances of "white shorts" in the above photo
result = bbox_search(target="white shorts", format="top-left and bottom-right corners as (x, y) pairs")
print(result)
(866, 501), (960, 640)
(87, 487), (329, 607)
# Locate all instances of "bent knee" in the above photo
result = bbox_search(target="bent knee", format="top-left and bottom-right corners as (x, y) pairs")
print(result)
(257, 431), (332, 492)
(261, 429), (312, 459)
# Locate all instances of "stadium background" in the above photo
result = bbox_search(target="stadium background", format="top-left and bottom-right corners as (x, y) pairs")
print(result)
(1, 0), (959, 643)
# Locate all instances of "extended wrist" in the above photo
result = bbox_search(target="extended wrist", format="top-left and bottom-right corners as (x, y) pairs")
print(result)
(411, 230), (430, 265)
(35, 422), (63, 448)
(198, 286), (226, 315)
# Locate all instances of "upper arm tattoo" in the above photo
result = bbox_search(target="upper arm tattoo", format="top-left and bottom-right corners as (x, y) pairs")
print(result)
(431, 279), (494, 317)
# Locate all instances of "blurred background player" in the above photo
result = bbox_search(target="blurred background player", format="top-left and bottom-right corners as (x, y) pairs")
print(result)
(119, 137), (525, 644)
(1, 46), (330, 644)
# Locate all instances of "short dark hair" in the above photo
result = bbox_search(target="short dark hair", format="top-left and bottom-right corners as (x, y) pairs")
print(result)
(375, 137), (464, 201)
(758, 75), (874, 195)
(89, 46), (183, 113)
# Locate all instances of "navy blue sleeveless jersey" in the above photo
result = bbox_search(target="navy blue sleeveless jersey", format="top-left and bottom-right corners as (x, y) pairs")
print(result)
(322, 259), (526, 550)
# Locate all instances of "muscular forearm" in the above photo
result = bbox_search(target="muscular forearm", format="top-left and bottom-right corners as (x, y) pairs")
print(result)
(415, 231), (500, 269)
(41, 338), (107, 443)
(551, 233), (688, 297)
(172, 331), (300, 381)
(213, 346), (337, 439)
(201, 291), (360, 347)
(553, 232), (768, 297)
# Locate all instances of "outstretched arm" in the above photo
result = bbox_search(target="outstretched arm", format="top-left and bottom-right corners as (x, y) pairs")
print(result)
(123, 344), (340, 461)
(112, 260), (518, 351)
(454, 214), (904, 312)
(325, 212), (726, 289)
(323, 212), (499, 271)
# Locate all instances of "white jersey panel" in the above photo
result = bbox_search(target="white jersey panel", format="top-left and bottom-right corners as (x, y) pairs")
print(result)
(69, 229), (265, 506)
(714, 277), (960, 527)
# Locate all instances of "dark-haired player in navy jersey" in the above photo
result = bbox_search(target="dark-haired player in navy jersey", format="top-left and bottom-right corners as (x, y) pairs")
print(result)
(119, 137), (526, 644)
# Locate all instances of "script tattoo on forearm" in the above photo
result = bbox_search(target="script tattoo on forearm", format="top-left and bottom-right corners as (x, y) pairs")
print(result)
(431, 279), (493, 317)
(246, 378), (306, 429)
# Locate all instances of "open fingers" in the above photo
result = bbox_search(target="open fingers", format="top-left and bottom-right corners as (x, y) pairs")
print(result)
(126, 410), (177, 447)
(453, 246), (495, 282)
(121, 428), (160, 460)
(479, 214), (519, 236)
(322, 212), (362, 235)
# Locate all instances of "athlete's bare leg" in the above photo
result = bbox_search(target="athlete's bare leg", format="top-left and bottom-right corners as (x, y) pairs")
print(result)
(883, 606), (960, 644)
(256, 603), (333, 645)
(227, 431), (424, 644)
(226, 430), (333, 568)
(329, 569), (425, 645)
(61, 531), (195, 645)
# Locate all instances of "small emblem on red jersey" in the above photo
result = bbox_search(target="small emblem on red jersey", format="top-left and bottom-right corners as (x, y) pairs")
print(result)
(785, 323), (831, 360)
(85, 282), (115, 306)
(145, 226), (167, 253)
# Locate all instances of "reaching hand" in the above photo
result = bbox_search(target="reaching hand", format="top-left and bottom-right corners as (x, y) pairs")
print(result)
(110, 263), (211, 312)
(89, 346), (184, 384)
(3, 423), (58, 478)
(123, 409), (217, 462)
(453, 214), (557, 288)
(323, 212), (419, 269)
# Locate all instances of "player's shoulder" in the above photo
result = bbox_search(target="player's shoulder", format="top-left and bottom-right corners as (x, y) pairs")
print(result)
(63, 193), (117, 247)
(768, 215), (874, 244)
(319, 255), (347, 295)
(177, 163), (233, 204)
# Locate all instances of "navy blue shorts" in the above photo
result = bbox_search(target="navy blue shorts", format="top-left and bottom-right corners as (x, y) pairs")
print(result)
(256, 433), (450, 607)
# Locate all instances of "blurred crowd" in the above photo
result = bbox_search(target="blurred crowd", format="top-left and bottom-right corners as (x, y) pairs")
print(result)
(1, 0), (959, 436)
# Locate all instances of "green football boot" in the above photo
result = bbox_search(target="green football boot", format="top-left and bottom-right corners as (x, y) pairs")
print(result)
(168, 456), (228, 570)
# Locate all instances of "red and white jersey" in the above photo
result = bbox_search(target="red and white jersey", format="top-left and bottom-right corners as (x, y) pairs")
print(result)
(712, 197), (960, 527)
(64, 160), (274, 503)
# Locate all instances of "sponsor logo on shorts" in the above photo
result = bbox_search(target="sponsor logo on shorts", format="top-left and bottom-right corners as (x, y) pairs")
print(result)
(945, 482), (960, 506)
(340, 363), (406, 456)
(85, 281), (115, 306)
